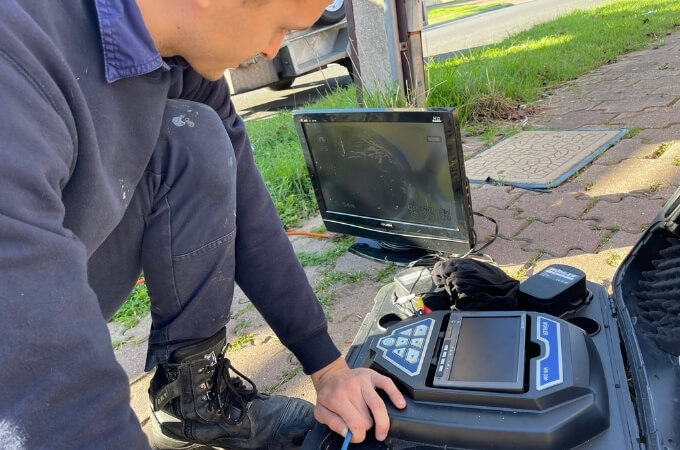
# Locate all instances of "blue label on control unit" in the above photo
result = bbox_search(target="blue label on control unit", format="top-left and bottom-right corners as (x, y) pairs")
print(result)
(376, 318), (435, 376)
(538, 267), (578, 285)
(536, 316), (563, 390)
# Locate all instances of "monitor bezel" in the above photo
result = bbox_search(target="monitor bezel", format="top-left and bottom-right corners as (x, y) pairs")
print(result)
(293, 107), (475, 255)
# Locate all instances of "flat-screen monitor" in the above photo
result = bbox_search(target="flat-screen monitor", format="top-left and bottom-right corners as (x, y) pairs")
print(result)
(293, 108), (475, 263)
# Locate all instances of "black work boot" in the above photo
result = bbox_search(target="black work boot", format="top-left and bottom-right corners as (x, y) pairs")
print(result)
(148, 328), (316, 450)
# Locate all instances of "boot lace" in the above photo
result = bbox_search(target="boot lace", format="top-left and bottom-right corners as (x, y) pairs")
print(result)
(208, 353), (259, 425)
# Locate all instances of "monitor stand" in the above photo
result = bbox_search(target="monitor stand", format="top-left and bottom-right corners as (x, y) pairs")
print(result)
(348, 238), (432, 266)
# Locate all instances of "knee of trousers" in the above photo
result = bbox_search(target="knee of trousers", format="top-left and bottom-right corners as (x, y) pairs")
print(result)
(155, 99), (238, 196)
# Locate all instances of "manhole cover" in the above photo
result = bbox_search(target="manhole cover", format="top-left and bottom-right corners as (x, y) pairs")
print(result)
(465, 129), (626, 189)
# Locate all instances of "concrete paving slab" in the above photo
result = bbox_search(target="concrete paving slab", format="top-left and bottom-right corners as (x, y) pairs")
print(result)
(469, 184), (521, 212)
(589, 93), (677, 113)
(290, 235), (336, 254)
(511, 190), (591, 222)
(461, 134), (487, 157)
(583, 196), (667, 233)
(476, 206), (528, 240)
(634, 73), (680, 94)
(517, 217), (606, 257)
(577, 158), (680, 198)
(593, 137), (658, 165)
(335, 251), (386, 273)
(478, 237), (534, 276)
(611, 102), (680, 129)
(637, 124), (680, 143)
(540, 97), (603, 112)
(535, 110), (620, 129)
(465, 130), (625, 188)
(602, 229), (644, 254)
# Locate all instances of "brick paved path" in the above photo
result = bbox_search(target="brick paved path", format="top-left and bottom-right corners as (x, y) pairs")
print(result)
(123, 31), (680, 446)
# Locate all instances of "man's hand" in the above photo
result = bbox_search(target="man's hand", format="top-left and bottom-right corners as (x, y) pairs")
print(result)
(310, 357), (406, 443)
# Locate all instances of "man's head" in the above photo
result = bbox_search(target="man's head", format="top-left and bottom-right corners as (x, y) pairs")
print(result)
(136, 0), (332, 80)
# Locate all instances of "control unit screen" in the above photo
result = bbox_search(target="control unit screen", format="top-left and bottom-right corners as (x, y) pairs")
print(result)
(450, 316), (523, 384)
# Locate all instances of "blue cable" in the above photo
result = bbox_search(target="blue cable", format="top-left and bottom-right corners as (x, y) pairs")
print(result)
(341, 430), (352, 450)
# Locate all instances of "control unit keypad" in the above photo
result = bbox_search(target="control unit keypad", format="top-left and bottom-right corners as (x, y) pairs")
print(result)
(376, 318), (435, 376)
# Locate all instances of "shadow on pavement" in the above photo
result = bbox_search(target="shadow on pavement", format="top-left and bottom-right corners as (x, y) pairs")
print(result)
(236, 74), (353, 121)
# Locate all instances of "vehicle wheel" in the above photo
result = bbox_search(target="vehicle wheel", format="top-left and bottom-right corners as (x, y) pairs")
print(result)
(316, 0), (345, 25)
(269, 78), (295, 91)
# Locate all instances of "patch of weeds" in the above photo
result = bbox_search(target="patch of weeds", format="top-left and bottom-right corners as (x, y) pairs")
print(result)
(650, 141), (674, 159)
(233, 303), (254, 319)
(641, 222), (651, 231)
(112, 338), (127, 350)
(296, 236), (355, 267)
(468, 92), (520, 125)
(673, 157), (680, 167)
(586, 197), (600, 212)
(310, 224), (327, 234)
(606, 252), (623, 267)
(624, 127), (642, 139)
(280, 367), (300, 384)
(112, 282), (150, 330)
(493, 175), (507, 186)
(507, 252), (543, 280)
(317, 291), (334, 310)
(585, 181), (595, 191)
(234, 318), (252, 335)
(597, 231), (613, 251)
(227, 333), (255, 352)
(313, 268), (369, 312)
(649, 183), (662, 193)
(262, 367), (302, 395)
(374, 262), (398, 284)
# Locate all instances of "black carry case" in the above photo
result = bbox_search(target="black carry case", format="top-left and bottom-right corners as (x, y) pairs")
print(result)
(302, 189), (680, 450)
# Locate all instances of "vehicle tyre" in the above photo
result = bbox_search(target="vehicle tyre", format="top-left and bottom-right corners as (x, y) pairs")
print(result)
(269, 78), (295, 91)
(316, 0), (345, 25)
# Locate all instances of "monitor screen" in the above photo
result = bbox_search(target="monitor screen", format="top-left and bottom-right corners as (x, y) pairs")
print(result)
(450, 316), (522, 383)
(300, 121), (458, 232)
(294, 108), (475, 257)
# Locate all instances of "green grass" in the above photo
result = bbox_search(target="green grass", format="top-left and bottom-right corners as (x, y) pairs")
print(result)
(624, 126), (643, 139)
(606, 251), (623, 267)
(314, 268), (369, 310)
(651, 141), (675, 158)
(112, 282), (150, 330)
(246, 112), (321, 228)
(427, 2), (510, 25)
(227, 333), (255, 352)
(426, 0), (680, 127)
(244, 0), (680, 228)
(296, 235), (355, 267)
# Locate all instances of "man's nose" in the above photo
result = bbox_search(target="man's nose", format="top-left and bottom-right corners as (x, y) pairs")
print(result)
(260, 31), (287, 60)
